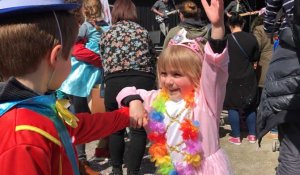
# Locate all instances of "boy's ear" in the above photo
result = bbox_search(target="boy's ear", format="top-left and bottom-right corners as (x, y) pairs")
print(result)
(49, 44), (63, 66)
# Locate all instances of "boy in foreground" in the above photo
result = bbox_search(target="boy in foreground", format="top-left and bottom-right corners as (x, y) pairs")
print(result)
(0, 1), (146, 175)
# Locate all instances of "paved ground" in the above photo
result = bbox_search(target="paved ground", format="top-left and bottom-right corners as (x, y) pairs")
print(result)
(85, 114), (279, 175)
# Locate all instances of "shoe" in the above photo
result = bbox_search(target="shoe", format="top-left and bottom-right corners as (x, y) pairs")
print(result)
(94, 148), (110, 162)
(228, 136), (241, 145)
(78, 160), (100, 175)
(247, 135), (257, 144)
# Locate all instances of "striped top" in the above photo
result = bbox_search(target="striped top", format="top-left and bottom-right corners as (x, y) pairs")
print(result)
(264, 0), (294, 34)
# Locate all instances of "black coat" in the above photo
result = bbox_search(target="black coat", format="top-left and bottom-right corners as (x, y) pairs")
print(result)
(224, 31), (260, 110)
(257, 28), (300, 142)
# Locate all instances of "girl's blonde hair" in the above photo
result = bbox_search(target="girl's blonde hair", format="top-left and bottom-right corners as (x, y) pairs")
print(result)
(82, 0), (103, 21)
(157, 44), (203, 88)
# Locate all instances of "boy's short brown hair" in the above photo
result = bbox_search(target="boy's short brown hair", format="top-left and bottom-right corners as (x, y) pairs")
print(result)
(0, 11), (78, 79)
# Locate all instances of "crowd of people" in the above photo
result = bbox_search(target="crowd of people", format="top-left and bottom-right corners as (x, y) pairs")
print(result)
(0, 0), (299, 175)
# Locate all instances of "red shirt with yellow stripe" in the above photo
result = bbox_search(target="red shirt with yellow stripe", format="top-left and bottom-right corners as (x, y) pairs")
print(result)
(0, 104), (129, 175)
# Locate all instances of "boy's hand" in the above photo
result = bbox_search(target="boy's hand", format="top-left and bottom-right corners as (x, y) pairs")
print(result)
(129, 100), (148, 128)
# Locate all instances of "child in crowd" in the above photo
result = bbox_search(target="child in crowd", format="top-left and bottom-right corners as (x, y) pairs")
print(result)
(116, 0), (233, 174)
(58, 0), (110, 165)
(0, 1), (144, 175)
(59, 0), (109, 102)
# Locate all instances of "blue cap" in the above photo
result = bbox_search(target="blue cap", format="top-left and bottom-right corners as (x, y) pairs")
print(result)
(0, 0), (79, 15)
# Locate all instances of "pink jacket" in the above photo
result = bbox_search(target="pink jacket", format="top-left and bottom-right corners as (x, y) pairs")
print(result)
(117, 43), (231, 174)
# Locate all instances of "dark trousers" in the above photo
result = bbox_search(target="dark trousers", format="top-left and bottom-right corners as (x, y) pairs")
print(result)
(276, 122), (300, 175)
(109, 128), (147, 173)
(104, 73), (156, 173)
(69, 95), (90, 160)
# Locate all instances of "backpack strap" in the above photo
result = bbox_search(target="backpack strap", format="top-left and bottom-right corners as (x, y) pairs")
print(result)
(231, 34), (250, 59)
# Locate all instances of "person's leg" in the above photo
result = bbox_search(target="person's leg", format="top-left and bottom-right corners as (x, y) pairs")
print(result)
(159, 22), (166, 36)
(76, 144), (86, 160)
(245, 109), (256, 136)
(276, 123), (300, 175)
(104, 74), (156, 174)
(69, 95), (99, 174)
(165, 21), (169, 35)
(228, 109), (241, 137)
(109, 129), (126, 174)
(124, 75), (155, 174)
(94, 137), (110, 161)
(228, 109), (242, 145)
(126, 127), (147, 175)
(69, 95), (91, 161)
(94, 74), (110, 161)
(104, 78), (125, 174)
(244, 109), (257, 143)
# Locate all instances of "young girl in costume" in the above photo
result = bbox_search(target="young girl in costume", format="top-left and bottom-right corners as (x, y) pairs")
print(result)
(0, 0), (145, 174)
(59, 0), (110, 165)
(116, 0), (233, 174)
(60, 0), (109, 99)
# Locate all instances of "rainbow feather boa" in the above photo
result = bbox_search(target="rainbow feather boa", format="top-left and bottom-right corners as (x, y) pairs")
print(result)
(148, 90), (202, 175)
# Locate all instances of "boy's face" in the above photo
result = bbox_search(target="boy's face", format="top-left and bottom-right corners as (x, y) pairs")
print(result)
(159, 68), (194, 101)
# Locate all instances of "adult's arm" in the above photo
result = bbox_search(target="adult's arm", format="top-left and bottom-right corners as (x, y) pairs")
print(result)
(152, 1), (164, 17)
(224, 1), (235, 17)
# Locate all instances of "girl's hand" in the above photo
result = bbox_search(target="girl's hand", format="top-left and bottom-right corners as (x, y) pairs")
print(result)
(129, 100), (148, 128)
(201, 0), (224, 27)
(201, 0), (225, 39)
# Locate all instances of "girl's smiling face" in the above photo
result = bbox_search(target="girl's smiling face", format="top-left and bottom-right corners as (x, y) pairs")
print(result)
(159, 68), (194, 102)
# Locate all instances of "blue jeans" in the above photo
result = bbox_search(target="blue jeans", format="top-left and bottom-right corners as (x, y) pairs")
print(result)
(228, 109), (256, 137)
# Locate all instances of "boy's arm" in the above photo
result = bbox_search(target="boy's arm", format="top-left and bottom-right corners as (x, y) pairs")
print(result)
(72, 40), (102, 67)
(72, 108), (129, 145)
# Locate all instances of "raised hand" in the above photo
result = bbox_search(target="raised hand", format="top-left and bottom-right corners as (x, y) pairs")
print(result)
(201, 0), (224, 26)
(201, 0), (225, 39)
